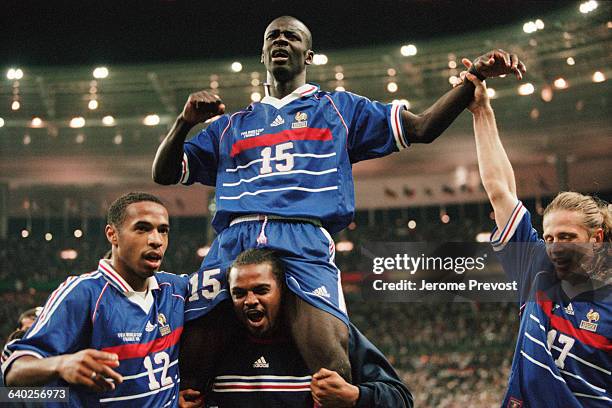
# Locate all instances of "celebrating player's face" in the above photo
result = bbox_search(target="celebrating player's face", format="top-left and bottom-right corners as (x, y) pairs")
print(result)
(261, 17), (313, 82)
(543, 209), (602, 284)
(229, 262), (282, 337)
(108, 201), (169, 280)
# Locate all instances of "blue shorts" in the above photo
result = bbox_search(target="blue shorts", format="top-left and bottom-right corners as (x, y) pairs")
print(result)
(184, 217), (348, 326)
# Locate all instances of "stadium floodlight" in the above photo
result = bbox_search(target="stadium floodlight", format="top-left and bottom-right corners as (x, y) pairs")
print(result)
(408, 220), (417, 230)
(45, 233), (53, 241)
(70, 116), (86, 128)
(475, 232), (489, 242)
(336, 240), (354, 252)
(566, 57), (575, 66)
(93, 66), (109, 79)
(312, 54), (328, 65)
(6, 68), (24, 80)
(31, 117), (43, 128)
(386, 82), (398, 93)
(518, 83), (535, 95)
(541, 87), (553, 102)
(102, 115), (115, 126)
(113, 134), (123, 145)
(335, 72), (344, 80)
(11, 101), (20, 110)
(21, 229), (29, 238)
(553, 78), (568, 89)
(250, 92), (261, 102)
(74, 229), (83, 238)
(486, 88), (497, 98)
(400, 44), (417, 56)
(0, 117), (4, 127)
(592, 71), (605, 82)
(143, 114), (160, 126)
(88, 99), (99, 110)
(579, 0), (598, 14)
(75, 134), (85, 144)
(231, 62), (242, 72)
(387, 68), (396, 76)
(535, 19), (545, 30)
(23, 134), (31, 145)
(60, 249), (78, 260)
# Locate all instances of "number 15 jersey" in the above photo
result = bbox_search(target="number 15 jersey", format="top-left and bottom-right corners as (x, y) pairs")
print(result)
(180, 83), (409, 234)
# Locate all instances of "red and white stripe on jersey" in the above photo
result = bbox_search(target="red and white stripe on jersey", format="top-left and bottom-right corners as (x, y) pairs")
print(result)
(179, 153), (190, 184)
(390, 101), (409, 151)
(212, 375), (312, 393)
(491, 201), (527, 251)
(98, 259), (131, 293)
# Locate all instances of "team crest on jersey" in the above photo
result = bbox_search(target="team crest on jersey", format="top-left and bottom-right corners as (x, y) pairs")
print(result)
(580, 309), (599, 332)
(507, 398), (522, 408)
(157, 313), (171, 336)
(291, 112), (308, 129)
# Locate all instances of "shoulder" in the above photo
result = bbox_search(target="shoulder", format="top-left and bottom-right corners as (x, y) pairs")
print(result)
(154, 272), (190, 294)
(324, 90), (370, 105)
(52, 271), (106, 302)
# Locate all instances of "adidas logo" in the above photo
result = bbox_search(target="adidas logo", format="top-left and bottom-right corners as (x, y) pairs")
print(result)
(312, 286), (331, 298)
(145, 321), (157, 332)
(270, 115), (285, 127)
(253, 356), (269, 368)
(564, 303), (575, 316)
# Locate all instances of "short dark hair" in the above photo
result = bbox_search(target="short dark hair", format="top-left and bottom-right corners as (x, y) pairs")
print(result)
(230, 248), (285, 285)
(107, 192), (164, 228)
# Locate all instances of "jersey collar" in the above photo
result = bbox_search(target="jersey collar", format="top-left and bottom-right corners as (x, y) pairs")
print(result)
(260, 83), (320, 109)
(97, 259), (159, 295)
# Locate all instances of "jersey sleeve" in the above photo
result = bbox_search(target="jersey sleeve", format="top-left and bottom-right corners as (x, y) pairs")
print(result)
(349, 324), (413, 408)
(180, 116), (228, 186)
(490, 201), (551, 304)
(331, 92), (409, 164)
(1, 276), (92, 378)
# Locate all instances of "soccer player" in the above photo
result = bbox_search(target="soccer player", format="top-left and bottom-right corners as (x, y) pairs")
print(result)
(153, 15), (526, 388)
(179, 248), (412, 408)
(2, 192), (189, 407)
(461, 64), (611, 406)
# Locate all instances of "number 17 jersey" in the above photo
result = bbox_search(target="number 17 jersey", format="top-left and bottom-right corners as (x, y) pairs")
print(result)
(180, 83), (409, 234)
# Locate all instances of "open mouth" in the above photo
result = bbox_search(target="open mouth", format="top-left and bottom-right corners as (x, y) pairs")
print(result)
(143, 252), (162, 268)
(245, 309), (265, 323)
(271, 49), (289, 62)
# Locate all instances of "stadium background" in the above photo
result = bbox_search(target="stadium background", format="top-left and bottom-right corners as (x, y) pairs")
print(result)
(1, 1), (610, 406)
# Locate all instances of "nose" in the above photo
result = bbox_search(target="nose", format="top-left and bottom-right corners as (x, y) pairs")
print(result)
(148, 230), (164, 248)
(244, 291), (259, 307)
(272, 35), (288, 46)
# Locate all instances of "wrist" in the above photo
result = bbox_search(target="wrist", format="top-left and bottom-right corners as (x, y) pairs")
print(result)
(177, 114), (197, 129)
(349, 384), (360, 407)
(471, 104), (493, 116)
(468, 65), (487, 81)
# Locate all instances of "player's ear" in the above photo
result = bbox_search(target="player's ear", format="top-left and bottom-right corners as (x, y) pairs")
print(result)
(260, 52), (264, 64)
(305, 49), (314, 66)
(105, 224), (119, 246)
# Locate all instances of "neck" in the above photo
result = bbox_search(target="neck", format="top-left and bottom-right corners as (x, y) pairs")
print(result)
(109, 255), (149, 292)
(266, 71), (307, 99)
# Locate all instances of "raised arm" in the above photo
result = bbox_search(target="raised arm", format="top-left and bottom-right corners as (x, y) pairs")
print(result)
(404, 49), (525, 144)
(461, 60), (519, 231)
(152, 91), (225, 185)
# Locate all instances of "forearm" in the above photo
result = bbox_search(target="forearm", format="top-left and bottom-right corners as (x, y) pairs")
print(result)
(402, 80), (475, 143)
(5, 356), (61, 386)
(356, 383), (413, 408)
(152, 116), (194, 185)
(472, 106), (517, 199)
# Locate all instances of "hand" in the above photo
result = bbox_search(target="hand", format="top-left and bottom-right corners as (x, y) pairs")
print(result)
(455, 59), (491, 114)
(179, 389), (204, 408)
(180, 91), (226, 126)
(56, 349), (123, 393)
(471, 49), (526, 80)
(311, 368), (359, 408)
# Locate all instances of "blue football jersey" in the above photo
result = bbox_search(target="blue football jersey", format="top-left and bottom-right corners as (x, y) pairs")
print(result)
(1, 260), (189, 408)
(180, 83), (408, 233)
(492, 202), (612, 407)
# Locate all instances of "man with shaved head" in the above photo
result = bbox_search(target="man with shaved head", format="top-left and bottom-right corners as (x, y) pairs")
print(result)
(153, 15), (526, 392)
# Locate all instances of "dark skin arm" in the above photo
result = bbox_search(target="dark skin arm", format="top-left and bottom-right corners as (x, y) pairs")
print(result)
(152, 91), (225, 185)
(404, 49), (525, 144)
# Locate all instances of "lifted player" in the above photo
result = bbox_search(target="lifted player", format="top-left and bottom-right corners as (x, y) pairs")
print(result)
(2, 193), (189, 407)
(460, 63), (611, 406)
(153, 15), (526, 390)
